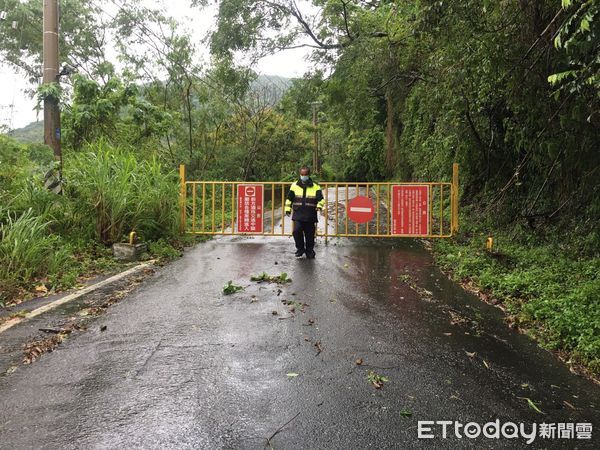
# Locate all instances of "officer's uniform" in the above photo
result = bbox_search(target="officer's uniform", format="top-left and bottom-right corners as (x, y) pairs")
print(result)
(285, 178), (325, 258)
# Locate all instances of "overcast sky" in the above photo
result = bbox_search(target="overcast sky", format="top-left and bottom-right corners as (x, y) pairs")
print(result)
(0, 1), (313, 129)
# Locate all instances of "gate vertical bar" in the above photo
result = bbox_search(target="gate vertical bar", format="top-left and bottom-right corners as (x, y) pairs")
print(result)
(376, 184), (380, 235)
(324, 184), (328, 244)
(355, 183), (359, 235)
(345, 184), (349, 235)
(231, 183), (235, 234)
(429, 184), (433, 237)
(387, 183), (393, 236)
(202, 183), (206, 233)
(179, 165), (186, 233)
(221, 183), (226, 234)
(271, 183), (275, 235)
(335, 185), (339, 236)
(192, 183), (197, 233)
(452, 163), (459, 234)
(281, 184), (285, 235)
(366, 183), (370, 236)
(212, 184), (216, 233)
(440, 184), (444, 237)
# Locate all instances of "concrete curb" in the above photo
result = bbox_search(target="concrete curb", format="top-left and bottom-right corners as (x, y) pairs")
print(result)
(0, 261), (155, 335)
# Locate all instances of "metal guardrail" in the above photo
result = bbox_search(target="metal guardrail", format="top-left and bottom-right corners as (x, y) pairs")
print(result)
(179, 164), (459, 239)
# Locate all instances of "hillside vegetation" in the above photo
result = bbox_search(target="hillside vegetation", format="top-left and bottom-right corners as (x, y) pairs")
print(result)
(0, 0), (598, 374)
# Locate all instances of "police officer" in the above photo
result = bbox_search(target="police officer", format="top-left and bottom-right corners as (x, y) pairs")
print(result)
(285, 166), (325, 259)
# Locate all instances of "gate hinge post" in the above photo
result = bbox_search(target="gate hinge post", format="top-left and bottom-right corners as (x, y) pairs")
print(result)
(452, 163), (459, 235)
(180, 164), (186, 234)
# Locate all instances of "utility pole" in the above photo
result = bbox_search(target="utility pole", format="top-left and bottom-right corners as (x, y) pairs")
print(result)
(43, 0), (62, 193)
(311, 101), (322, 173)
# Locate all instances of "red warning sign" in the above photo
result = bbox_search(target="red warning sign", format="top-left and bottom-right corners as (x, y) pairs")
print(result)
(391, 185), (430, 236)
(237, 184), (263, 233)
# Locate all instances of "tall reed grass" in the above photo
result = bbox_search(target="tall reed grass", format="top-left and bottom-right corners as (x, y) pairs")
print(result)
(65, 141), (180, 244)
(1, 138), (180, 299)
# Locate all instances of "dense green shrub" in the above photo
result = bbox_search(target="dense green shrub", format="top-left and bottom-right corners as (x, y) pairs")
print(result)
(0, 136), (181, 300)
(65, 141), (180, 244)
(434, 216), (600, 374)
(0, 209), (70, 287)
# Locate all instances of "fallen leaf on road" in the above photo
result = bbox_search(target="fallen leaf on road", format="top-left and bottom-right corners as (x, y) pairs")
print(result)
(465, 351), (476, 358)
(443, 332), (452, 336)
(355, 358), (363, 365)
(223, 281), (244, 295)
(100, 325), (107, 332)
(399, 410), (412, 418)
(35, 285), (48, 294)
(287, 373), (299, 377)
(483, 360), (490, 369)
(250, 272), (292, 283)
(518, 397), (544, 414)
(563, 400), (576, 410)
(314, 341), (322, 355)
(23, 335), (65, 364)
(367, 370), (389, 389)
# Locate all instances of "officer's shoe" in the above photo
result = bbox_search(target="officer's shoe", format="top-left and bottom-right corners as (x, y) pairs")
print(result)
(294, 249), (305, 257)
(306, 251), (316, 259)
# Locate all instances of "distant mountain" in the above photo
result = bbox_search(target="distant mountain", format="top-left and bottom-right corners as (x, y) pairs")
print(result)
(251, 75), (292, 105)
(8, 76), (291, 141)
(9, 120), (43, 143)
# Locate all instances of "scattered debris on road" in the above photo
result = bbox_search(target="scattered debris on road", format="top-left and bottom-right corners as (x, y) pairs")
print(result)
(518, 396), (545, 414)
(223, 281), (244, 295)
(367, 370), (389, 389)
(250, 272), (292, 283)
(23, 335), (65, 364)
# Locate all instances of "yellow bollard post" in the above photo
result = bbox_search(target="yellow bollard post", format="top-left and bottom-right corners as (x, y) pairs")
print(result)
(486, 236), (494, 252)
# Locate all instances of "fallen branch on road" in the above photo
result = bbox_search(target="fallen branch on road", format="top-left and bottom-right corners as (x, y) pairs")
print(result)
(264, 411), (301, 449)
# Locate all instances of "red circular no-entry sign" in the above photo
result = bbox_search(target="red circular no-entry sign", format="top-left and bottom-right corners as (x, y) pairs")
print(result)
(347, 196), (375, 223)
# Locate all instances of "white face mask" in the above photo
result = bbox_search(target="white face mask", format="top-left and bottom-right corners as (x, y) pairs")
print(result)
(300, 175), (309, 182)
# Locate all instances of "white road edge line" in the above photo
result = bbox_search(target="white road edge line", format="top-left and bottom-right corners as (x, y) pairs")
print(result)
(0, 261), (155, 335)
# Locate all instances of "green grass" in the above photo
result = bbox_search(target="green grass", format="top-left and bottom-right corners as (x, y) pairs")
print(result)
(0, 137), (185, 305)
(0, 209), (69, 288)
(433, 214), (600, 376)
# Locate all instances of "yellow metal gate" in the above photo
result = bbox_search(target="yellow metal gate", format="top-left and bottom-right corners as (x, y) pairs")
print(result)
(179, 164), (459, 239)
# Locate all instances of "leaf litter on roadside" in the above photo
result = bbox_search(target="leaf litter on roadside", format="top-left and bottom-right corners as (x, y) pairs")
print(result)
(23, 335), (64, 364)
(22, 321), (86, 364)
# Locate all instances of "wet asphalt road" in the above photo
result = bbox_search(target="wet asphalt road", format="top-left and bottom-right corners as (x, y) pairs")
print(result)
(1, 235), (599, 449)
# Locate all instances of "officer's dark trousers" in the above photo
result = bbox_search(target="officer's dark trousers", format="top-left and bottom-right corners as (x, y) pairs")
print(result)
(293, 221), (315, 255)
